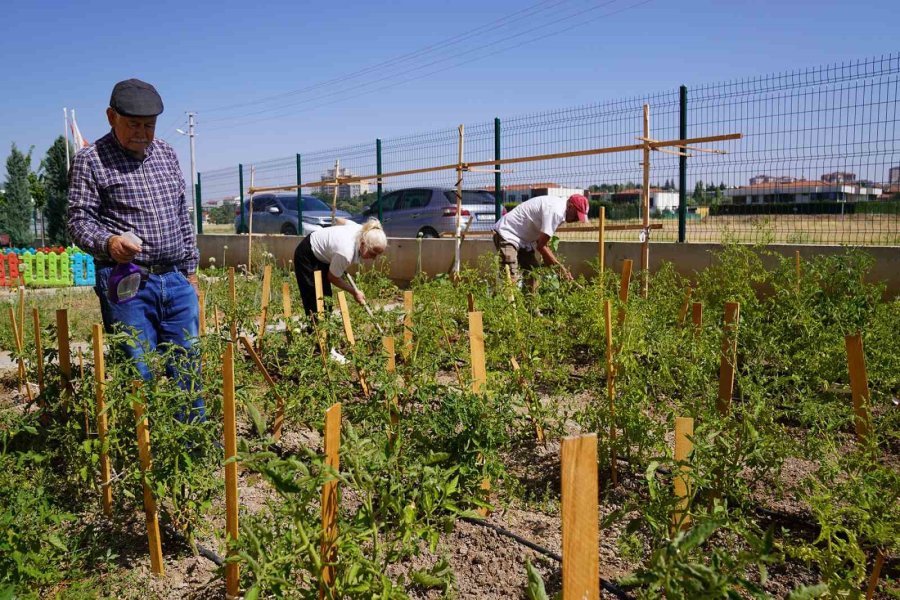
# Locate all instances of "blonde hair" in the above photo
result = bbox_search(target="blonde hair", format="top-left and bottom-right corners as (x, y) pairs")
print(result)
(358, 218), (388, 255)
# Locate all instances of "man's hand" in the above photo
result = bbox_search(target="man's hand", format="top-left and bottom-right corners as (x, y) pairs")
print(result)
(352, 288), (366, 305)
(559, 267), (574, 282)
(108, 235), (141, 263)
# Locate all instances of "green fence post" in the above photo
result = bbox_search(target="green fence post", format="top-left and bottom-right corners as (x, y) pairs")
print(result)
(238, 164), (245, 232)
(494, 117), (502, 221)
(296, 154), (303, 235)
(678, 85), (687, 243)
(195, 172), (203, 235)
(376, 138), (383, 222)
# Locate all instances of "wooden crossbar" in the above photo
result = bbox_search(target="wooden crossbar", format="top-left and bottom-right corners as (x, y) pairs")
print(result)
(248, 133), (742, 193)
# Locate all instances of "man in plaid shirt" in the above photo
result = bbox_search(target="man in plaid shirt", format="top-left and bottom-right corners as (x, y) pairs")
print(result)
(68, 78), (205, 422)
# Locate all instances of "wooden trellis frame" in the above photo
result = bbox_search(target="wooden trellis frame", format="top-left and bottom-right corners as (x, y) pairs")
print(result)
(248, 117), (741, 276)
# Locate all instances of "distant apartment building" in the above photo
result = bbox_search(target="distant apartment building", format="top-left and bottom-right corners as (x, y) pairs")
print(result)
(724, 180), (881, 204)
(889, 166), (900, 184)
(821, 171), (856, 184)
(749, 174), (797, 185)
(503, 182), (586, 203)
(316, 167), (370, 199)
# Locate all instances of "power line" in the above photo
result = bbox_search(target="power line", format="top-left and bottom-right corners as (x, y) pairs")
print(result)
(200, 0), (572, 116)
(203, 0), (653, 132)
(203, 0), (603, 124)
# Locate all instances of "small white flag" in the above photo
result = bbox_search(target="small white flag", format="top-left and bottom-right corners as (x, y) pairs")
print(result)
(70, 109), (89, 148)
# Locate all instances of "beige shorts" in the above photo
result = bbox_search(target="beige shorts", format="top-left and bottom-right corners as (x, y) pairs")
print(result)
(493, 232), (540, 281)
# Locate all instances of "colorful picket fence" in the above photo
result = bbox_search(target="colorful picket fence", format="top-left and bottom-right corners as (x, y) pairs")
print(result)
(1, 248), (96, 288)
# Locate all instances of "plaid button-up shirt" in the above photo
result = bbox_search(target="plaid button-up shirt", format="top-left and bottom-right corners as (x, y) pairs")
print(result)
(68, 131), (199, 273)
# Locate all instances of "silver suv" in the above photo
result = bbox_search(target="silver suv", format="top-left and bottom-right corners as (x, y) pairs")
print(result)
(234, 194), (353, 235)
(357, 187), (501, 238)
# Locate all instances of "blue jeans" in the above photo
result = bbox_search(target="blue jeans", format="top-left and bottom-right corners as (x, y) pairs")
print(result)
(95, 266), (205, 423)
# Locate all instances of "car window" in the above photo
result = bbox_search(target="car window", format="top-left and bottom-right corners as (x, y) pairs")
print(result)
(400, 189), (432, 210)
(252, 197), (274, 212)
(301, 196), (331, 212)
(443, 190), (495, 204)
(378, 191), (402, 212)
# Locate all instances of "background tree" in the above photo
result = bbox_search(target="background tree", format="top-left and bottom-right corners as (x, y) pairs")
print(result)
(208, 201), (238, 224)
(41, 136), (71, 246)
(2, 144), (34, 246)
(692, 180), (706, 206)
(28, 172), (46, 245)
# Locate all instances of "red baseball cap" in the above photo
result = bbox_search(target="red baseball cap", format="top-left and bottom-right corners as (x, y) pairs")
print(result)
(567, 194), (589, 222)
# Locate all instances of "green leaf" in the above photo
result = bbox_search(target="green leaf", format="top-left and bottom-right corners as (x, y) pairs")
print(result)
(526, 557), (549, 600)
(786, 584), (829, 600)
(244, 586), (260, 600)
(48, 533), (67, 552)
(411, 571), (446, 589)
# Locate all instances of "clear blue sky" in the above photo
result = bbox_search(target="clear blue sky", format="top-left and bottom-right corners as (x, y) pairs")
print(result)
(1, 0), (896, 183)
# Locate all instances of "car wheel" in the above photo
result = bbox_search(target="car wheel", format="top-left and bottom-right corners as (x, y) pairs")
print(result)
(419, 227), (439, 239)
(281, 223), (298, 236)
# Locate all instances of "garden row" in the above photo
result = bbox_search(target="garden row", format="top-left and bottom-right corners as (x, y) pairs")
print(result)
(1, 244), (898, 598)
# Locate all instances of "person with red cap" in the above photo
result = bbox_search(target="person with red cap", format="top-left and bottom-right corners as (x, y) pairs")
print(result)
(492, 193), (589, 289)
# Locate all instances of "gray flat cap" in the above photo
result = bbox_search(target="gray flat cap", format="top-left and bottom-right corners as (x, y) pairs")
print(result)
(109, 79), (164, 117)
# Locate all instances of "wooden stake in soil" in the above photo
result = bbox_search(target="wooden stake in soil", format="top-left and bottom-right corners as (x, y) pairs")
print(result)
(672, 416), (694, 532)
(383, 336), (399, 434)
(337, 291), (370, 397)
(282, 281), (292, 319)
(845, 333), (872, 443)
(223, 342), (240, 598)
(17, 285), (25, 350)
(132, 383), (165, 576)
(604, 300), (617, 486)
(239, 336), (285, 441)
(32, 309), (44, 395)
(468, 311), (486, 394)
(511, 357), (545, 444)
(402, 290), (414, 359)
(866, 549), (886, 600)
(466, 292), (475, 313)
(717, 302), (740, 414)
(228, 267), (237, 342)
(258, 264), (272, 336)
(92, 324), (112, 517)
(198, 289), (206, 336)
(8, 308), (27, 398)
(314, 270), (325, 315)
(57, 309), (73, 402)
(677, 288), (693, 325)
(561, 433), (599, 600)
(616, 259), (633, 329)
(691, 301), (703, 333)
(320, 402), (342, 599)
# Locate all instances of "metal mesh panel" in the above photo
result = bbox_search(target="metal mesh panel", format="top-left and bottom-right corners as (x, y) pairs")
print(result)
(198, 53), (899, 246)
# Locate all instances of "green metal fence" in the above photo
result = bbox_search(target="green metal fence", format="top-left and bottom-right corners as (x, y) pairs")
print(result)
(197, 53), (900, 246)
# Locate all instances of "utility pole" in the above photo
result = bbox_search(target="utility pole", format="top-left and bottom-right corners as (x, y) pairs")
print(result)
(178, 113), (198, 225)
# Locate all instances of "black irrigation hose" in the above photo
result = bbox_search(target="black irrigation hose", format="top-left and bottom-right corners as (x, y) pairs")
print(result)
(162, 522), (225, 567)
(459, 516), (635, 600)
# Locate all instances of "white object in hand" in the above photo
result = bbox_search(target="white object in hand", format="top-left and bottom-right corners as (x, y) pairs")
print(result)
(121, 231), (143, 250)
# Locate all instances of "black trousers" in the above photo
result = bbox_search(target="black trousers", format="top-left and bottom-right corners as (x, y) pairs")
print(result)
(293, 235), (332, 317)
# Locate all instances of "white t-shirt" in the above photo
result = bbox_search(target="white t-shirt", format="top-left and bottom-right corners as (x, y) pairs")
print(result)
(309, 221), (362, 278)
(493, 195), (567, 251)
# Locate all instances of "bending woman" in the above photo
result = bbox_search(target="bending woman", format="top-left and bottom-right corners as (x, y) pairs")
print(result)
(293, 218), (387, 317)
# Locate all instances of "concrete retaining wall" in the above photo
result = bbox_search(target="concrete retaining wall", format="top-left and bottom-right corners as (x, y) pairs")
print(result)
(196, 234), (900, 297)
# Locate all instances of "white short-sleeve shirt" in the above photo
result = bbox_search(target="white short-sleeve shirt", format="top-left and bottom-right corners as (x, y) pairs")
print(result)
(309, 221), (362, 278)
(492, 195), (567, 251)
